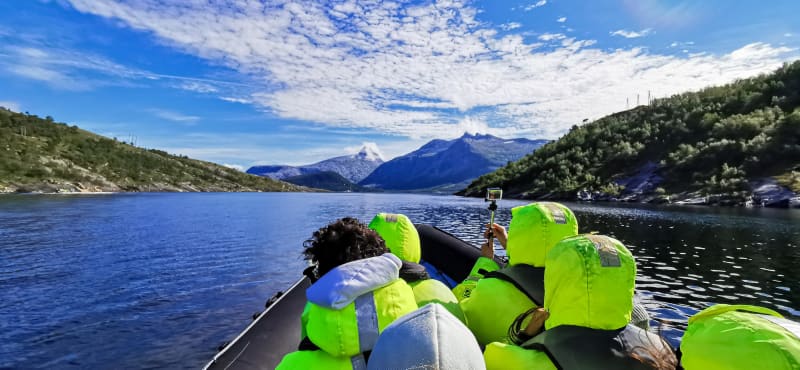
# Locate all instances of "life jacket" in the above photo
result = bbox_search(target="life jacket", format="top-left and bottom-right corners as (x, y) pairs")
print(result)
(367, 303), (486, 370)
(544, 234), (635, 330)
(458, 202), (578, 345)
(370, 213), (464, 321)
(400, 260), (466, 322)
(276, 254), (417, 370)
(484, 235), (676, 370)
(368, 213), (420, 263)
(681, 304), (800, 370)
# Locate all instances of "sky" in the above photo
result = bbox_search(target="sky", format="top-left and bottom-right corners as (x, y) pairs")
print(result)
(1, 0), (798, 169)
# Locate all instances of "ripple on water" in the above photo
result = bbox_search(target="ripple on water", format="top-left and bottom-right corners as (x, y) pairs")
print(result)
(1, 194), (798, 368)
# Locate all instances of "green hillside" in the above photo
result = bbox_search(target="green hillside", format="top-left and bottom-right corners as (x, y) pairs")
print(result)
(460, 61), (800, 203)
(0, 109), (305, 193)
(284, 171), (378, 192)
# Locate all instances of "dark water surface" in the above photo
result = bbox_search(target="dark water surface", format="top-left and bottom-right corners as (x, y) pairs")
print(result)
(1, 193), (798, 368)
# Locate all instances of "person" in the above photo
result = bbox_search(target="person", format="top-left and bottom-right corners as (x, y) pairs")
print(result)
(276, 217), (418, 369)
(483, 234), (677, 370)
(456, 202), (580, 346)
(367, 303), (486, 370)
(369, 213), (465, 322)
(680, 304), (800, 369)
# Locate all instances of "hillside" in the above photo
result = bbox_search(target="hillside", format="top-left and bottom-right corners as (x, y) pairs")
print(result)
(460, 61), (800, 205)
(0, 109), (305, 193)
(283, 171), (377, 192)
(359, 133), (547, 191)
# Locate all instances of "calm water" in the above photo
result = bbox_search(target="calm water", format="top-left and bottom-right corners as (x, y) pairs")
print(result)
(1, 193), (798, 368)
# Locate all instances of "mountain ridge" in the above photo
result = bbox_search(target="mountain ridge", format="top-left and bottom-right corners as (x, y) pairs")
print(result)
(359, 133), (547, 191)
(247, 144), (384, 183)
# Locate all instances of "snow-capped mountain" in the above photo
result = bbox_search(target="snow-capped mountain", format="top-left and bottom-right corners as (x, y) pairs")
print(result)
(247, 144), (385, 183)
(359, 133), (547, 192)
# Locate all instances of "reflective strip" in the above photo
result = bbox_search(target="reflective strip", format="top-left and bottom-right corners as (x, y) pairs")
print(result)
(543, 203), (567, 224)
(758, 314), (800, 339)
(354, 292), (379, 353)
(466, 275), (481, 282)
(350, 353), (367, 370)
(586, 234), (621, 267)
(384, 214), (398, 222)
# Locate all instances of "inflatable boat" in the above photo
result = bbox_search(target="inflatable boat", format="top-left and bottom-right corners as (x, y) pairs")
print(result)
(204, 224), (488, 370)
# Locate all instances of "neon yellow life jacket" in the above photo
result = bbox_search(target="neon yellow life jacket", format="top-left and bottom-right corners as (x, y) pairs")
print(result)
(457, 203), (578, 345)
(276, 349), (354, 370)
(369, 213), (464, 321)
(544, 234), (636, 330)
(484, 235), (670, 370)
(278, 254), (417, 369)
(681, 304), (800, 370)
(506, 202), (579, 267)
(368, 213), (421, 263)
(409, 279), (465, 323)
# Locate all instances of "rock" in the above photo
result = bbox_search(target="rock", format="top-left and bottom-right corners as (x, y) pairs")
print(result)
(751, 178), (796, 208)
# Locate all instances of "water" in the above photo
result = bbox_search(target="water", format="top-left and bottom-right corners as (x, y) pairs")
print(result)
(0, 193), (798, 368)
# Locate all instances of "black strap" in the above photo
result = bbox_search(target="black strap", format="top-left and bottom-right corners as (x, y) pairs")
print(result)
(399, 260), (430, 283)
(298, 337), (372, 364)
(483, 264), (545, 306)
(298, 336), (320, 351)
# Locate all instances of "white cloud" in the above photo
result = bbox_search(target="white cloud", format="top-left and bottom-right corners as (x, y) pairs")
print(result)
(557, 17), (567, 23)
(538, 33), (566, 41)
(501, 22), (522, 31)
(786, 33), (793, 37)
(610, 28), (653, 38)
(219, 96), (251, 104)
(148, 108), (200, 124)
(60, 0), (796, 141)
(178, 81), (218, 93)
(524, 0), (547, 11)
(223, 163), (245, 171)
(0, 100), (20, 112)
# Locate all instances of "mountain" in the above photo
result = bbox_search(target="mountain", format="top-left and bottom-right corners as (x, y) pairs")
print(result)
(283, 171), (377, 192)
(247, 143), (384, 183)
(0, 109), (306, 193)
(460, 61), (800, 206)
(358, 133), (548, 191)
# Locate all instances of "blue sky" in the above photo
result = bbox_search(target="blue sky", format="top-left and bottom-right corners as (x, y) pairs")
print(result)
(1, 0), (798, 169)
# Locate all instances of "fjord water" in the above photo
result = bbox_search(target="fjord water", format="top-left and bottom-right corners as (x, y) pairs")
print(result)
(1, 193), (798, 368)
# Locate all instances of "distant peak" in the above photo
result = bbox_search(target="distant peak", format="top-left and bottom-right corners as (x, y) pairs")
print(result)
(460, 132), (497, 140)
(356, 142), (384, 161)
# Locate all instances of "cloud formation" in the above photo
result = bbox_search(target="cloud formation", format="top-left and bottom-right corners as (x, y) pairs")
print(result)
(148, 108), (200, 124)
(524, 0), (548, 11)
(0, 100), (20, 112)
(38, 0), (800, 141)
(610, 28), (653, 38)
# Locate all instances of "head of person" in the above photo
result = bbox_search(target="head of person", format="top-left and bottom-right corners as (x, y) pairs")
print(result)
(506, 202), (579, 267)
(544, 234), (636, 330)
(367, 303), (486, 370)
(368, 213), (421, 263)
(302, 217), (389, 278)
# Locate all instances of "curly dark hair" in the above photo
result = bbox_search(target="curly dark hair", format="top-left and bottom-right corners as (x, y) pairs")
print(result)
(302, 217), (389, 277)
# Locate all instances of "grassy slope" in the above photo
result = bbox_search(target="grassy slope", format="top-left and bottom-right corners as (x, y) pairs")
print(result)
(0, 109), (306, 193)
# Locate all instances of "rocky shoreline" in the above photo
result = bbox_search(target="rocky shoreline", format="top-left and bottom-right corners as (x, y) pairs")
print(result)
(0, 180), (306, 194)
